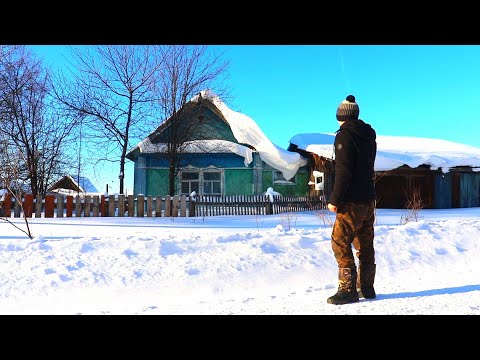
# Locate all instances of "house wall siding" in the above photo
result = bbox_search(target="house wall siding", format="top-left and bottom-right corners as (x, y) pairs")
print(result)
(146, 168), (170, 196)
(434, 172), (452, 209)
(459, 172), (480, 207)
(133, 153), (260, 197)
(224, 169), (254, 195)
(261, 166), (310, 196)
(133, 157), (147, 195)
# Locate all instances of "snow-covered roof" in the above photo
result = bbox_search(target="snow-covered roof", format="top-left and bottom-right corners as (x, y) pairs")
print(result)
(76, 176), (99, 193)
(132, 139), (254, 167)
(128, 90), (307, 180)
(50, 175), (99, 194)
(289, 132), (480, 173)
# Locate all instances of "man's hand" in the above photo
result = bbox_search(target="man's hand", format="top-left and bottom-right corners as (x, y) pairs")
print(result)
(327, 203), (337, 213)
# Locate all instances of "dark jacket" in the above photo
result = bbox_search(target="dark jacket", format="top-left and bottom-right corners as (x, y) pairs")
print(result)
(328, 119), (377, 207)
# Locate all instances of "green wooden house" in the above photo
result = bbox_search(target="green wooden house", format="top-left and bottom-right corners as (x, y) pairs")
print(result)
(126, 91), (309, 198)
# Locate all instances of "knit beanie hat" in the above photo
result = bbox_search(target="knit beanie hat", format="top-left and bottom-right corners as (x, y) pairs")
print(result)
(336, 94), (359, 121)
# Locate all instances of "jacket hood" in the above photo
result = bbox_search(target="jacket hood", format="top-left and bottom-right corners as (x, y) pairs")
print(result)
(340, 119), (376, 142)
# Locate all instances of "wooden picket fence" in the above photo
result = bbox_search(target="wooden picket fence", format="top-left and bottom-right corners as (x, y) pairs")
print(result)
(193, 195), (326, 217)
(0, 193), (326, 218)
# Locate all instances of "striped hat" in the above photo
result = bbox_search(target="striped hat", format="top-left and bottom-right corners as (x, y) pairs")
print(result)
(336, 94), (359, 121)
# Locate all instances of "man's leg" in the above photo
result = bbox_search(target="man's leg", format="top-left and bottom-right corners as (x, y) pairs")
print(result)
(327, 203), (359, 305)
(352, 201), (376, 299)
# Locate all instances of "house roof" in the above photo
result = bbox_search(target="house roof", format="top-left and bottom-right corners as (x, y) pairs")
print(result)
(289, 132), (480, 172)
(127, 90), (307, 180)
(49, 175), (99, 194)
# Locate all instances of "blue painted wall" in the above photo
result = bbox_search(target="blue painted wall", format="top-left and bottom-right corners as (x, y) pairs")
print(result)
(434, 172), (452, 209)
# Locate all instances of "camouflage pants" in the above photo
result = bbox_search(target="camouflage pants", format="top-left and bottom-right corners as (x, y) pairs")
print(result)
(331, 201), (376, 268)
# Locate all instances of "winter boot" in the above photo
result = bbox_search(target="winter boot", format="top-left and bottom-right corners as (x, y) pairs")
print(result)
(357, 264), (376, 299)
(327, 267), (359, 305)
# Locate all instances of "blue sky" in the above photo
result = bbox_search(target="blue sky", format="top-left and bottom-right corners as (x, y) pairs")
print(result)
(29, 45), (480, 193)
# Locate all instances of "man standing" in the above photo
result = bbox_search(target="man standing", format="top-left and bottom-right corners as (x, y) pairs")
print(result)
(326, 95), (377, 305)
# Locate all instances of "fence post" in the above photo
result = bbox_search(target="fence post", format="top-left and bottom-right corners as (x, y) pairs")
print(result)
(189, 194), (196, 217)
(265, 195), (273, 215)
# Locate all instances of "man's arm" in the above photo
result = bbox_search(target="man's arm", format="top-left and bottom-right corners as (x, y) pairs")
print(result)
(328, 130), (355, 208)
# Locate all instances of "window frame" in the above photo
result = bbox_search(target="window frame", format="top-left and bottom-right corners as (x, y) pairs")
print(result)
(273, 170), (296, 185)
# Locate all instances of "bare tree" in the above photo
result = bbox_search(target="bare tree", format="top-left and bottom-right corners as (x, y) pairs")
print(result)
(52, 45), (164, 194)
(155, 45), (230, 196)
(0, 46), (76, 197)
(0, 135), (34, 239)
(400, 186), (428, 224)
(0, 45), (17, 63)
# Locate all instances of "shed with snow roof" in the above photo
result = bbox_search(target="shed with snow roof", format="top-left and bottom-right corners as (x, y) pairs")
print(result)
(48, 175), (100, 197)
(288, 133), (480, 209)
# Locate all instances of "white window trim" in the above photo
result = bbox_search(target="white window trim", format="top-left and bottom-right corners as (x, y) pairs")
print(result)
(179, 168), (224, 196)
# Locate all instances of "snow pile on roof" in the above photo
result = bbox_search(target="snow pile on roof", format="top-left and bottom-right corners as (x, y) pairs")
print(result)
(195, 90), (307, 180)
(290, 133), (480, 172)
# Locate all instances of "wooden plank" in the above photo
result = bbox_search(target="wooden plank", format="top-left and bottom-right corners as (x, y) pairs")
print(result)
(14, 198), (21, 218)
(45, 195), (55, 218)
(66, 195), (73, 217)
(99, 195), (104, 216)
(180, 195), (187, 217)
(108, 195), (115, 217)
(118, 194), (125, 217)
(165, 195), (171, 217)
(188, 196), (195, 217)
(146, 195), (153, 217)
(172, 195), (179, 217)
(128, 195), (134, 217)
(56, 194), (64, 218)
(23, 194), (34, 218)
(155, 196), (162, 217)
(92, 196), (100, 217)
(75, 195), (82, 217)
(2, 193), (12, 218)
(84, 196), (91, 217)
(137, 195), (145, 217)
